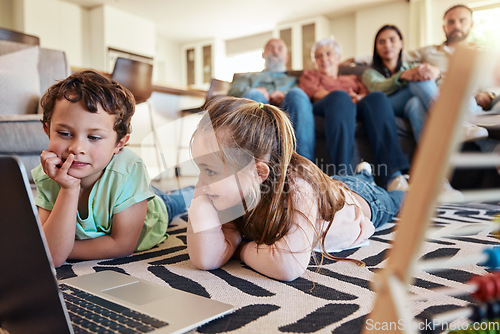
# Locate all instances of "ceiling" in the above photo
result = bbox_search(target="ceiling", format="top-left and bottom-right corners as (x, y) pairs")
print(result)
(61, 0), (400, 43)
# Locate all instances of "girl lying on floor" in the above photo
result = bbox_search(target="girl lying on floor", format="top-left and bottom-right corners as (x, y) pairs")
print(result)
(187, 96), (405, 281)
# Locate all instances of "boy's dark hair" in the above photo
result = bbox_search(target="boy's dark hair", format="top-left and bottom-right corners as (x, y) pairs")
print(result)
(40, 70), (135, 142)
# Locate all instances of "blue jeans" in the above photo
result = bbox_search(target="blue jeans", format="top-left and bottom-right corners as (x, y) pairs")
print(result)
(469, 96), (484, 114)
(333, 170), (404, 228)
(244, 87), (316, 162)
(153, 186), (194, 222)
(314, 91), (410, 185)
(242, 88), (269, 104)
(281, 87), (315, 161)
(388, 81), (438, 141)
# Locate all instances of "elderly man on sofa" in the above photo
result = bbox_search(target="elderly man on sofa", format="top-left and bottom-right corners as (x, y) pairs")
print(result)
(228, 38), (314, 161)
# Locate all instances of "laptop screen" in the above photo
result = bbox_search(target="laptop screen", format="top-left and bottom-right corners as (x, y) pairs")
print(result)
(0, 156), (72, 334)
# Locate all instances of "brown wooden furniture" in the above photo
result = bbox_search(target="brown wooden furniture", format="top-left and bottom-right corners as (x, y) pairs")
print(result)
(179, 78), (231, 116)
(152, 83), (206, 97)
(111, 57), (153, 104)
(111, 57), (168, 180)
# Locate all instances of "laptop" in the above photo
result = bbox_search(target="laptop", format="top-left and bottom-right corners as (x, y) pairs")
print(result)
(0, 155), (233, 334)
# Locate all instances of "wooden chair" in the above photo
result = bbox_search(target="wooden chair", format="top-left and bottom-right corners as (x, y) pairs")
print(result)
(111, 57), (168, 180)
(179, 78), (231, 116)
(0, 27), (40, 45)
(175, 78), (231, 178)
(111, 57), (153, 104)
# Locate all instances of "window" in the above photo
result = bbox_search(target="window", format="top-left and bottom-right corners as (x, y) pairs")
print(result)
(219, 50), (264, 82)
(470, 6), (500, 49)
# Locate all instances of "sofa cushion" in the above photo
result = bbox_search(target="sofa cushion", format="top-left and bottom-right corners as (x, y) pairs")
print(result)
(39, 47), (69, 95)
(0, 114), (48, 154)
(0, 39), (32, 55)
(0, 46), (40, 115)
(0, 114), (48, 181)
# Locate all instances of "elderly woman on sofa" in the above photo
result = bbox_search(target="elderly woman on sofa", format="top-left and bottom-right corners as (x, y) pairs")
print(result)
(289, 37), (410, 191)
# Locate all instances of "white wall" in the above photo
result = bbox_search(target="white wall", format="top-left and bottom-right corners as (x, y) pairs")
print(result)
(88, 5), (156, 72)
(21, 0), (83, 66)
(11, 0), (24, 31)
(0, 0), (13, 28)
(103, 5), (155, 59)
(88, 6), (106, 70)
(7, 0), (158, 73)
(330, 14), (356, 59)
(155, 37), (182, 84)
(212, 38), (227, 81)
(80, 6), (92, 68)
(355, 1), (410, 58)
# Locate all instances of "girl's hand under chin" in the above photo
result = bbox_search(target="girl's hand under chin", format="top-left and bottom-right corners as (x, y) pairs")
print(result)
(40, 151), (80, 189)
(188, 194), (220, 233)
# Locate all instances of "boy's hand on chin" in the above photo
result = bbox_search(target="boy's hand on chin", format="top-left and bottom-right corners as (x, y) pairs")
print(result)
(40, 151), (81, 189)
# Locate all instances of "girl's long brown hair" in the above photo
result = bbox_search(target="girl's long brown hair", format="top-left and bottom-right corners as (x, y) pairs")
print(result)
(195, 96), (362, 265)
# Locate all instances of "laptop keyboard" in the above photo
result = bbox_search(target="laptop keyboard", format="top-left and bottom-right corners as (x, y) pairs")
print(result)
(60, 284), (169, 333)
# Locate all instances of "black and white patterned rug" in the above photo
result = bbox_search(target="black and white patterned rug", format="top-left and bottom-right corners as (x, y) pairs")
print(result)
(56, 202), (500, 333)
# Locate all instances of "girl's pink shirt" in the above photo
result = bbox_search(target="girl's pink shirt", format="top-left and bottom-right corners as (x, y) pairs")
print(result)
(287, 177), (374, 253)
(314, 186), (375, 252)
(187, 176), (375, 281)
(239, 177), (374, 281)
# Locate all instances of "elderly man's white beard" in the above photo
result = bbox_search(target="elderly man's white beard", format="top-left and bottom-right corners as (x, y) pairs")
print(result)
(264, 55), (287, 72)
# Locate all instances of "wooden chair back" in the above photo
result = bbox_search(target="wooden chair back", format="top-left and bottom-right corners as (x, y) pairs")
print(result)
(205, 78), (231, 103)
(111, 57), (153, 104)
